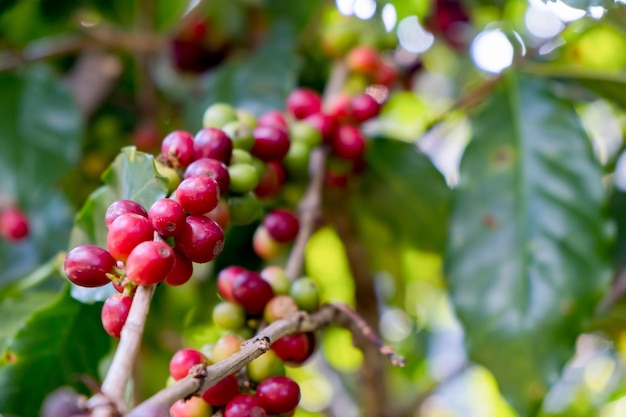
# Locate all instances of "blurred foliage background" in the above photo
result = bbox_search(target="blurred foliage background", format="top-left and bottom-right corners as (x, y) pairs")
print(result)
(2, 0), (626, 416)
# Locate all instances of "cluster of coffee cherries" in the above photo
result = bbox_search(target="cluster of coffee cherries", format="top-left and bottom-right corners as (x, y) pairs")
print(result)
(0, 206), (29, 242)
(344, 45), (396, 91)
(169, 266), (319, 416)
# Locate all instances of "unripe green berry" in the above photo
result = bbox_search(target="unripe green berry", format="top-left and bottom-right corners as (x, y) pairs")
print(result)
(203, 103), (237, 129)
(251, 157), (266, 179)
(155, 161), (182, 193)
(223, 121), (255, 151)
(212, 301), (246, 330)
(290, 121), (323, 148)
(228, 164), (260, 193)
(283, 141), (311, 177)
(246, 349), (285, 383)
(260, 266), (291, 295)
(228, 192), (261, 226)
(290, 277), (320, 312)
(231, 149), (254, 165)
(236, 109), (258, 128)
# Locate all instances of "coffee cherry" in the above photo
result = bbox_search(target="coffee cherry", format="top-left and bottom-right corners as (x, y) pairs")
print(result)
(326, 93), (353, 124)
(174, 215), (224, 263)
(257, 376), (300, 414)
(107, 213), (154, 262)
(212, 301), (246, 330)
(101, 294), (133, 337)
(201, 374), (239, 406)
(126, 241), (175, 286)
(213, 334), (244, 362)
(283, 141), (310, 177)
(253, 226), (285, 260)
(254, 161), (285, 199)
(193, 128), (233, 164)
(228, 164), (260, 193)
(155, 160), (182, 193)
(271, 333), (312, 364)
(164, 249), (194, 286)
(203, 103), (238, 129)
(224, 394), (267, 417)
(286, 88), (322, 120)
(228, 192), (261, 226)
(223, 121), (255, 151)
(64, 245), (116, 287)
(236, 109), (258, 128)
(217, 266), (247, 302)
(351, 93), (381, 123)
(231, 149), (254, 165)
(0, 207), (29, 241)
(105, 200), (148, 229)
(251, 126), (290, 162)
(170, 396), (212, 417)
(232, 271), (274, 315)
(332, 125), (366, 161)
(246, 350), (285, 383)
(258, 111), (288, 131)
(149, 198), (186, 237)
(263, 210), (299, 243)
(204, 198), (230, 230)
(260, 266), (291, 295)
(289, 121), (323, 148)
(184, 158), (230, 195)
(127, 401), (170, 417)
(290, 278), (320, 312)
(304, 113), (337, 143)
(170, 348), (209, 380)
(176, 176), (220, 215)
(346, 45), (381, 76)
(161, 130), (195, 168)
(264, 295), (298, 323)
(375, 62), (397, 86)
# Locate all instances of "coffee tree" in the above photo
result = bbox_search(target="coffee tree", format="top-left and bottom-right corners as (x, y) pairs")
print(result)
(1, 1), (626, 417)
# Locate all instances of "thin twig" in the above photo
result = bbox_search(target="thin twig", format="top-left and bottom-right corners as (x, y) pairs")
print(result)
(123, 304), (404, 414)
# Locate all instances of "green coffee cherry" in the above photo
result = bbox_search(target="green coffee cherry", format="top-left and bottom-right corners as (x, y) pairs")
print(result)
(283, 141), (311, 177)
(228, 192), (261, 226)
(260, 266), (291, 296)
(212, 301), (246, 330)
(203, 103), (238, 129)
(228, 163), (260, 193)
(231, 149), (254, 165)
(290, 121), (323, 148)
(223, 121), (255, 151)
(247, 350), (285, 383)
(236, 109), (258, 128)
(290, 277), (320, 312)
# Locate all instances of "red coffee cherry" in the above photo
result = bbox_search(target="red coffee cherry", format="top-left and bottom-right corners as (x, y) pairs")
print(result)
(149, 198), (186, 237)
(224, 394), (267, 417)
(105, 200), (148, 229)
(256, 376), (301, 414)
(170, 396), (212, 417)
(164, 249), (194, 286)
(331, 125), (366, 161)
(101, 294), (133, 338)
(161, 130), (195, 168)
(346, 45), (381, 76)
(326, 93), (353, 124)
(64, 245), (116, 287)
(254, 161), (285, 200)
(217, 266), (247, 302)
(271, 333), (312, 365)
(286, 88), (322, 120)
(184, 158), (230, 195)
(176, 176), (220, 215)
(251, 126), (290, 162)
(304, 112), (338, 143)
(350, 93), (381, 123)
(169, 348), (209, 380)
(174, 215), (224, 263)
(126, 241), (176, 286)
(232, 271), (274, 315)
(193, 128), (233, 164)
(0, 207), (29, 241)
(201, 374), (239, 406)
(106, 213), (154, 262)
(257, 111), (288, 132)
(263, 210), (299, 243)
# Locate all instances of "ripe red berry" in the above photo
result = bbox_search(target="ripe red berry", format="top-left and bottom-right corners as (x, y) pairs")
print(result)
(149, 198), (186, 237)
(232, 271), (274, 315)
(201, 374), (239, 406)
(161, 130), (195, 168)
(169, 348), (208, 380)
(257, 111), (288, 132)
(184, 158), (230, 195)
(101, 294), (133, 338)
(64, 245), (116, 287)
(176, 176), (220, 215)
(286, 88), (322, 120)
(326, 93), (353, 124)
(170, 396), (212, 417)
(217, 266), (247, 302)
(224, 394), (267, 417)
(0, 207), (29, 241)
(351, 93), (381, 123)
(204, 198), (230, 230)
(174, 215), (224, 263)
(375, 62), (397, 86)
(126, 241), (175, 286)
(251, 126), (290, 162)
(346, 45), (381, 76)
(257, 376), (300, 414)
(193, 128), (233, 164)
(332, 125), (366, 161)
(105, 200), (148, 229)
(263, 210), (299, 243)
(304, 113), (337, 143)
(254, 161), (285, 199)
(271, 333), (312, 365)
(164, 249), (194, 286)
(107, 213), (154, 262)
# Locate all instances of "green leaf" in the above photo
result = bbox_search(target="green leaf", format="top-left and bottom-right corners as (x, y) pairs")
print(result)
(355, 138), (452, 252)
(444, 74), (611, 416)
(69, 147), (168, 302)
(0, 287), (111, 417)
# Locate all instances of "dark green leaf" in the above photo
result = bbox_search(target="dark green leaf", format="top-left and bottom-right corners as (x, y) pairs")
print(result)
(0, 287), (110, 417)
(355, 138), (452, 252)
(445, 74), (611, 416)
